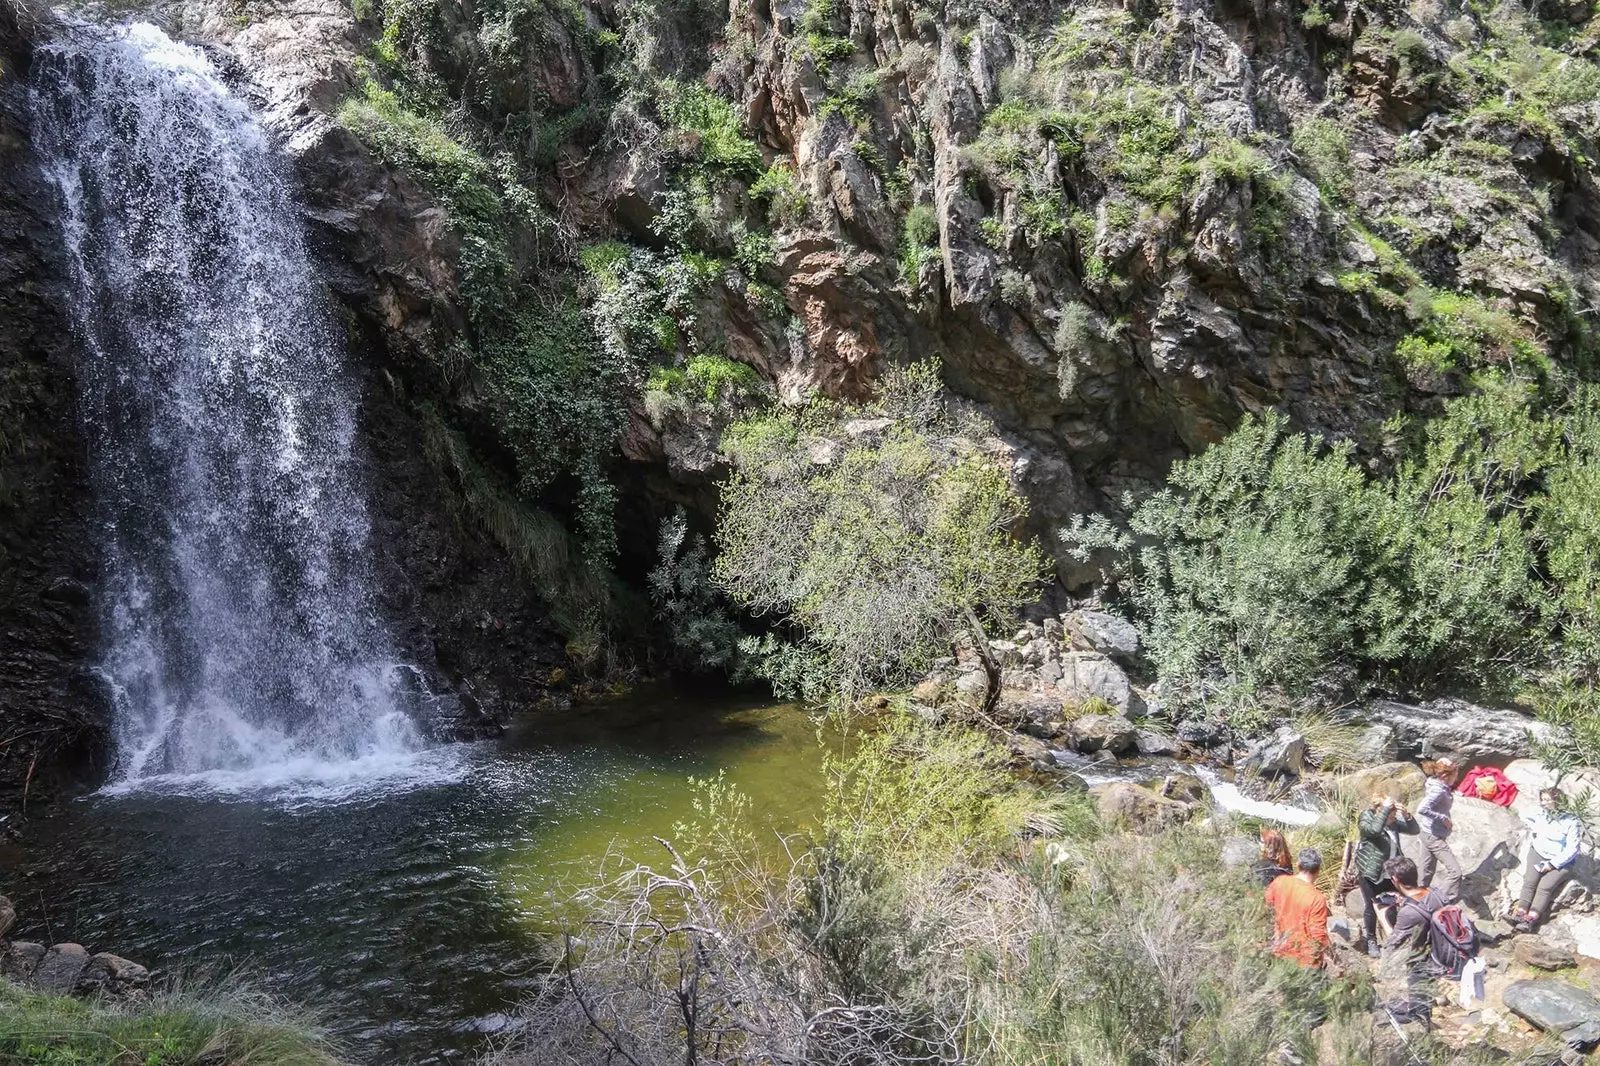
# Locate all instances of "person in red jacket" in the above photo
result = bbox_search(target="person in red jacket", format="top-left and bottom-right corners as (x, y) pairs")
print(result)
(1266, 848), (1331, 967)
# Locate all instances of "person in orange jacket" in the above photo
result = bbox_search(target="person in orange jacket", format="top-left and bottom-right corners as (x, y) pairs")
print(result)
(1266, 847), (1331, 967)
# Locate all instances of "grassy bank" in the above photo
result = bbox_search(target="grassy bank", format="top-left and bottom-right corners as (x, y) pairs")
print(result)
(488, 709), (1498, 1066)
(0, 980), (347, 1066)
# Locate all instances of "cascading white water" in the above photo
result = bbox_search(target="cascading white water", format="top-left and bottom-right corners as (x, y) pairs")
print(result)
(31, 22), (434, 788)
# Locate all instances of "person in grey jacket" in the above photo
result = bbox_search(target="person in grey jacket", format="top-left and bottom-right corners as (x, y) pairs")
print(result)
(1416, 758), (1462, 902)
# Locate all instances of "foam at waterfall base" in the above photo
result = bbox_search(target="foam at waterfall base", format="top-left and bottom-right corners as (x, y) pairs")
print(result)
(97, 743), (474, 805)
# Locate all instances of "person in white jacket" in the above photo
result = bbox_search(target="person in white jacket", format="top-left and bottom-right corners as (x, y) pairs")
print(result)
(1511, 787), (1583, 933)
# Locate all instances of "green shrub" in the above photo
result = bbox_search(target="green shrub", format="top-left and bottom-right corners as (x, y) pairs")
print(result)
(658, 78), (763, 179)
(1065, 394), (1557, 721)
(899, 204), (940, 285)
(714, 361), (1046, 706)
(647, 508), (747, 675)
(340, 79), (628, 562)
(751, 161), (809, 227)
(1291, 117), (1353, 203)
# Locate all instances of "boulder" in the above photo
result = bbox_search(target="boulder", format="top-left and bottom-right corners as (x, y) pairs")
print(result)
(31, 943), (91, 994)
(1544, 913), (1600, 961)
(1350, 723), (1399, 765)
(1367, 697), (1556, 761)
(1134, 729), (1177, 756)
(1503, 759), (1600, 816)
(76, 953), (150, 997)
(910, 677), (946, 705)
(2, 941), (44, 981)
(0, 895), (13, 939)
(1071, 714), (1137, 755)
(1160, 772), (1209, 805)
(1065, 609), (1140, 663)
(1059, 653), (1132, 714)
(1515, 936), (1578, 971)
(1336, 762), (1426, 806)
(1240, 727), (1307, 778)
(1476, 917), (1515, 946)
(1503, 979), (1600, 1048)
(1090, 782), (1195, 833)
(1176, 719), (1228, 748)
(1220, 835), (1258, 869)
(999, 692), (1066, 739)
(1398, 795), (1524, 912)
(1005, 732), (1054, 771)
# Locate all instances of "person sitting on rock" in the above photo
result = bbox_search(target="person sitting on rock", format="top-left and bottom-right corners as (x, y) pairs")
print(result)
(1253, 827), (1294, 887)
(1378, 856), (1449, 1024)
(1355, 794), (1417, 957)
(1511, 787), (1583, 933)
(1417, 758), (1463, 902)
(1266, 847), (1330, 968)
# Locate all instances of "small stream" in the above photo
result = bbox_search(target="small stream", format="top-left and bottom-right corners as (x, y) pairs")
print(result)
(0, 691), (831, 1065)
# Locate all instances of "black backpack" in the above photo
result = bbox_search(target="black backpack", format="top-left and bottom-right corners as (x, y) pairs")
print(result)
(1400, 897), (1480, 978)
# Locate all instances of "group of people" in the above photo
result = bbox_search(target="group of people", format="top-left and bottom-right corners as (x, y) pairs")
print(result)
(1260, 756), (1586, 978)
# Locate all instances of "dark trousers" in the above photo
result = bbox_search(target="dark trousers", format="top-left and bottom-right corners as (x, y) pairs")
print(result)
(1518, 848), (1572, 918)
(1359, 875), (1396, 943)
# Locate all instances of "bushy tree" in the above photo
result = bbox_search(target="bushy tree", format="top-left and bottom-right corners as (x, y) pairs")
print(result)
(647, 508), (746, 675)
(714, 362), (1045, 707)
(1066, 392), (1554, 723)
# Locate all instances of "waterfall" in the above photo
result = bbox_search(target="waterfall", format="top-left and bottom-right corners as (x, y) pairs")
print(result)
(31, 22), (433, 788)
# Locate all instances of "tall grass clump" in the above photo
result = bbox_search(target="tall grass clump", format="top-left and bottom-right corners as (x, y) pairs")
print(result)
(0, 979), (347, 1066)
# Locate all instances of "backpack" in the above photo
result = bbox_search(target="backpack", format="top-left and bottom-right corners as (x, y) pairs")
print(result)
(1400, 898), (1479, 978)
(1429, 904), (1480, 978)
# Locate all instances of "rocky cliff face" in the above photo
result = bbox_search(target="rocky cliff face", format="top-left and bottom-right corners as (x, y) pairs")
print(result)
(0, 10), (101, 801)
(5, 0), (1599, 789)
(129, 0), (1600, 589)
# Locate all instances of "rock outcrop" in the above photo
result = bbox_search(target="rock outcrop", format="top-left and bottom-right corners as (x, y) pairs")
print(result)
(0, 895), (150, 998)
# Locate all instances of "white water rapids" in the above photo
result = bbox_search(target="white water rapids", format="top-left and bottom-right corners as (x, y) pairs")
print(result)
(31, 22), (443, 793)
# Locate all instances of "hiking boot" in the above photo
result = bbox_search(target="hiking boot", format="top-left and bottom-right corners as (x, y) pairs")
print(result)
(1513, 919), (1534, 934)
(1366, 940), (1381, 959)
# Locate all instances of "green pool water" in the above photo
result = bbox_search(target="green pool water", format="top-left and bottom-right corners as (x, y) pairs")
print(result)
(0, 688), (833, 1064)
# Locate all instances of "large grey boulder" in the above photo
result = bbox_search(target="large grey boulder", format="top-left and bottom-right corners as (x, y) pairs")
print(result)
(1350, 723), (1399, 765)
(1398, 795), (1523, 912)
(1135, 729), (1177, 756)
(1059, 652), (1132, 713)
(1070, 713), (1137, 755)
(1335, 762), (1426, 806)
(998, 692), (1066, 739)
(1503, 979), (1600, 1048)
(76, 953), (151, 998)
(2, 941), (44, 981)
(1240, 727), (1307, 779)
(1090, 782), (1195, 833)
(1514, 936), (1578, 971)
(1065, 610), (1140, 663)
(31, 943), (91, 994)
(1367, 697), (1556, 760)
(1176, 719), (1229, 748)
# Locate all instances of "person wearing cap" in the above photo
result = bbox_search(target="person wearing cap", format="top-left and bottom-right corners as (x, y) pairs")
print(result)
(1417, 758), (1463, 902)
(1265, 847), (1330, 967)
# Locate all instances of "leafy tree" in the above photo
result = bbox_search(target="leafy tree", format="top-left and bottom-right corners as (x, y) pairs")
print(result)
(713, 362), (1045, 708)
(647, 508), (746, 675)
(1066, 392), (1555, 724)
